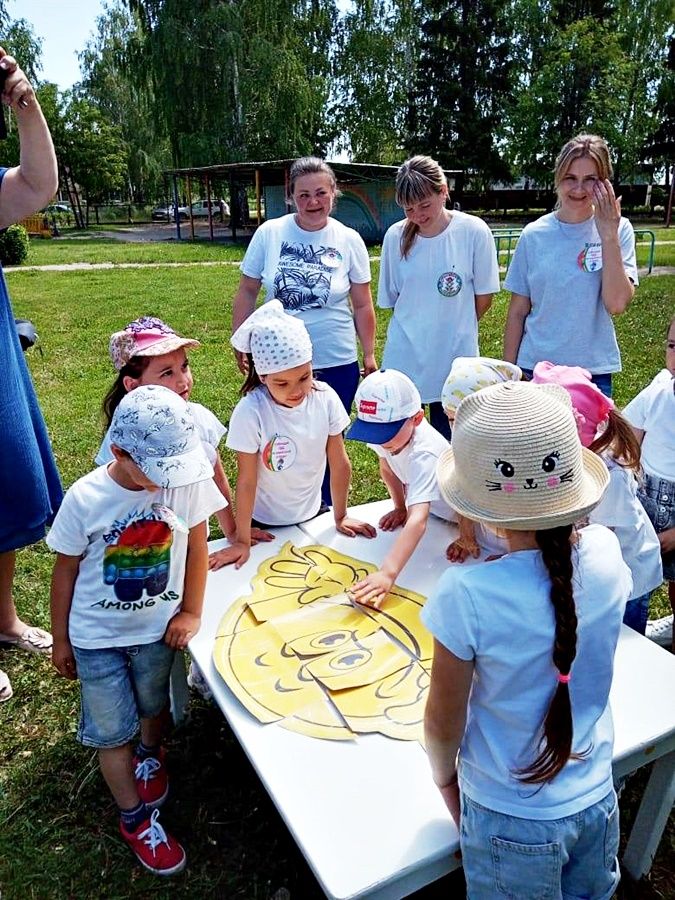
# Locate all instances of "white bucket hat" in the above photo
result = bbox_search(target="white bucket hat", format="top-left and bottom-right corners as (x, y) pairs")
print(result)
(441, 356), (522, 416)
(436, 381), (609, 530)
(110, 385), (213, 489)
(230, 299), (313, 375)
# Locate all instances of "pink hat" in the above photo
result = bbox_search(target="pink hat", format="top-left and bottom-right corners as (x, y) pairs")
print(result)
(109, 316), (200, 371)
(532, 361), (613, 447)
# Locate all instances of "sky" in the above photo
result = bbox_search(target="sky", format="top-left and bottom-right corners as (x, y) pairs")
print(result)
(6, 0), (108, 90)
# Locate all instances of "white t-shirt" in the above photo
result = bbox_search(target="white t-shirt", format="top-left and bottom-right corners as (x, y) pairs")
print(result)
(369, 418), (453, 520)
(96, 401), (226, 468)
(503, 213), (638, 374)
(623, 370), (675, 481)
(422, 524), (632, 819)
(378, 212), (500, 402)
(226, 383), (350, 526)
(46, 465), (225, 649)
(588, 454), (662, 598)
(240, 214), (371, 369)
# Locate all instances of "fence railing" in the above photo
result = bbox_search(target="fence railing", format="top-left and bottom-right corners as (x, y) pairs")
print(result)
(491, 227), (656, 275)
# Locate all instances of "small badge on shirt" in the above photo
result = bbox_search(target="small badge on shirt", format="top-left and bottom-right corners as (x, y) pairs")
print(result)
(321, 248), (343, 268)
(437, 271), (463, 297)
(577, 243), (603, 272)
(152, 503), (189, 533)
(262, 434), (297, 472)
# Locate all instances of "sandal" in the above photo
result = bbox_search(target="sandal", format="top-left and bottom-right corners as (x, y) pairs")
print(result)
(0, 626), (53, 654)
(0, 669), (12, 702)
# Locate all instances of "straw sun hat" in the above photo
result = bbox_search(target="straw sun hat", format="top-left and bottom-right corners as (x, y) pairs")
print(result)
(436, 381), (609, 530)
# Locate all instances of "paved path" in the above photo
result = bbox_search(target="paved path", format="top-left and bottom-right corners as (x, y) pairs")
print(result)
(6, 260), (672, 276)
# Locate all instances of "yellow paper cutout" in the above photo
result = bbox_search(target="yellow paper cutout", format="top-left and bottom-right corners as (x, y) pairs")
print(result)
(305, 631), (411, 691)
(212, 542), (433, 742)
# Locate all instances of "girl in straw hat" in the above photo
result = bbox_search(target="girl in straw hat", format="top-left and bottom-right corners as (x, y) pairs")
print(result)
(422, 380), (632, 898)
(216, 301), (375, 569)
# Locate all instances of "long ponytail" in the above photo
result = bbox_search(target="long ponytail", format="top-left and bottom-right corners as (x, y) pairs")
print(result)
(101, 356), (151, 427)
(589, 407), (641, 473)
(517, 524), (588, 784)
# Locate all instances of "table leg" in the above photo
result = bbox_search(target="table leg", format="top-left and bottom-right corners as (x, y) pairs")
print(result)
(622, 749), (675, 880)
(169, 650), (190, 725)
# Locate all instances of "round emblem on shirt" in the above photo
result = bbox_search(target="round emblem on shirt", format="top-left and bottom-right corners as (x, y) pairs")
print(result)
(321, 248), (343, 268)
(437, 271), (462, 297)
(262, 434), (297, 472)
(577, 243), (603, 272)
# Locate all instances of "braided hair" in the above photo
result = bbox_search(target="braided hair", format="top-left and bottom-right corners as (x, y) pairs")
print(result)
(517, 524), (589, 784)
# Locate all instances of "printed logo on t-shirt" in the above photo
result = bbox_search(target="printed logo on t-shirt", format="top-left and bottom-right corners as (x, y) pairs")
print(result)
(437, 271), (463, 297)
(262, 434), (297, 471)
(101, 514), (174, 603)
(274, 241), (337, 312)
(577, 243), (603, 272)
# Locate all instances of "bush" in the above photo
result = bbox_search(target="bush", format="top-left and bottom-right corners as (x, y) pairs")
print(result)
(0, 223), (30, 265)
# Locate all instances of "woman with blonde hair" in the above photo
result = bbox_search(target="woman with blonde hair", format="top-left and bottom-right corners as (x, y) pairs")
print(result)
(378, 155), (500, 439)
(503, 134), (637, 397)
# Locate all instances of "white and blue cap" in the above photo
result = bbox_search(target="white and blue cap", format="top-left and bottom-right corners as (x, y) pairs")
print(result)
(230, 299), (313, 375)
(110, 385), (213, 489)
(347, 369), (422, 444)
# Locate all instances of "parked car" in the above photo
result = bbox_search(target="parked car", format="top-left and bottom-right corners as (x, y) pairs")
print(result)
(189, 199), (229, 218)
(151, 204), (188, 222)
(43, 203), (71, 215)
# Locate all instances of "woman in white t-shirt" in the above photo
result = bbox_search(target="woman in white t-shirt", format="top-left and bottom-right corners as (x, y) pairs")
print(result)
(219, 301), (375, 570)
(423, 381), (631, 898)
(378, 155), (500, 440)
(503, 134), (637, 397)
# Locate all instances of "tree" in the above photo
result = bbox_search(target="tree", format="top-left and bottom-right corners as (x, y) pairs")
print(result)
(79, 0), (170, 202)
(334, 0), (420, 163)
(405, 0), (515, 190)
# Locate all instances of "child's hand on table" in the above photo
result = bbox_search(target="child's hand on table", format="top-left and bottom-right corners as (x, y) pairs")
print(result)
(350, 570), (393, 608)
(379, 507), (407, 531)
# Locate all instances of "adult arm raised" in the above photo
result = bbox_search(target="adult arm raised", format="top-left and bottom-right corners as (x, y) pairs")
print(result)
(0, 50), (58, 228)
(594, 179), (635, 315)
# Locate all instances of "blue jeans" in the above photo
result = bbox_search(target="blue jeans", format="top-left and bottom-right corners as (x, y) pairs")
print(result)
(623, 591), (651, 635)
(427, 401), (452, 441)
(460, 790), (620, 900)
(313, 361), (361, 506)
(521, 368), (613, 398)
(73, 640), (175, 748)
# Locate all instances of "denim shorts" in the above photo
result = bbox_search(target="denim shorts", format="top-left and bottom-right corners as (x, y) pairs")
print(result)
(459, 790), (620, 900)
(73, 640), (175, 749)
(638, 472), (675, 581)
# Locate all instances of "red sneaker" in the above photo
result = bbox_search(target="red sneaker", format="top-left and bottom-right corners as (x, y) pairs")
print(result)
(120, 808), (186, 876)
(133, 748), (169, 808)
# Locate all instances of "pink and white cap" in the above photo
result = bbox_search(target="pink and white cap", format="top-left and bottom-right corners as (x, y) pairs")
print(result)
(532, 361), (614, 448)
(109, 316), (200, 371)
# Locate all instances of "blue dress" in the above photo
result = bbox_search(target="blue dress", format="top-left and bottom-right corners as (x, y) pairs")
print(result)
(0, 167), (62, 552)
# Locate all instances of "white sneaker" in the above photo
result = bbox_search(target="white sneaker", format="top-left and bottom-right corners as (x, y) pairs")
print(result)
(645, 615), (673, 647)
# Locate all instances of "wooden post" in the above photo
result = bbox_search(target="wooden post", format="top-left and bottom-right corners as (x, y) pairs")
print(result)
(229, 172), (237, 241)
(172, 175), (181, 240)
(187, 175), (195, 240)
(665, 164), (674, 228)
(206, 175), (214, 241)
(255, 168), (262, 226)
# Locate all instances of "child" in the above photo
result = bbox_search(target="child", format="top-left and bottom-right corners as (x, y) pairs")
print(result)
(623, 315), (675, 649)
(221, 300), (375, 569)
(346, 369), (455, 608)
(533, 361), (662, 634)
(440, 356), (521, 562)
(98, 315), (274, 567)
(48, 386), (225, 875)
(423, 381), (632, 898)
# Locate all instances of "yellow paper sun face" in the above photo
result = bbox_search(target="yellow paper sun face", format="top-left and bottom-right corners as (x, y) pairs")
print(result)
(213, 542), (431, 742)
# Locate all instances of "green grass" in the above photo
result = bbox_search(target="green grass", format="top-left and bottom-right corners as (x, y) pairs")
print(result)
(0, 257), (673, 899)
(24, 236), (246, 267)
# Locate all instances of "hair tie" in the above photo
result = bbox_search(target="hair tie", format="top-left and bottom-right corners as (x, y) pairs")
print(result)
(557, 672), (571, 684)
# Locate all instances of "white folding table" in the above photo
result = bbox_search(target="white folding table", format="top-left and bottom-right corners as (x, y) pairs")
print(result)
(177, 501), (675, 898)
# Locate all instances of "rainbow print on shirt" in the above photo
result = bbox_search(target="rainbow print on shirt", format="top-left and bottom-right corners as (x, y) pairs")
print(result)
(103, 519), (173, 602)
